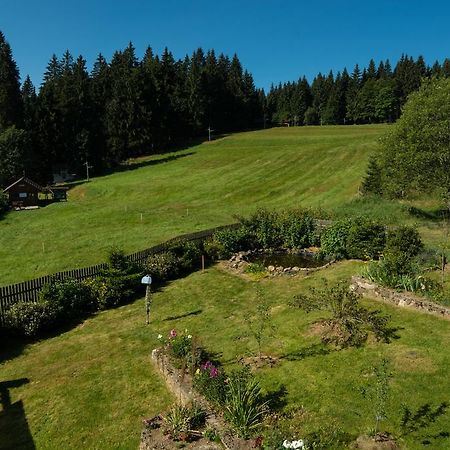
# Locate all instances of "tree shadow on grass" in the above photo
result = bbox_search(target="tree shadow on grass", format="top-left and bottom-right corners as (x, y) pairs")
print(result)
(280, 343), (337, 361)
(407, 206), (450, 222)
(0, 378), (35, 449)
(263, 384), (289, 412)
(163, 309), (203, 321)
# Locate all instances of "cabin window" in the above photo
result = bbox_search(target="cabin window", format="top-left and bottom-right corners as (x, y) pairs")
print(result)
(19, 192), (28, 198)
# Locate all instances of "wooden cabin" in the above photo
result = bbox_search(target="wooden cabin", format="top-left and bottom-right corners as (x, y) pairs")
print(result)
(3, 177), (46, 208)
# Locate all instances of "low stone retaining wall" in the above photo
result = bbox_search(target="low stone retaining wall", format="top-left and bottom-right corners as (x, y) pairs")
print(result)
(228, 250), (334, 276)
(350, 276), (450, 319)
(140, 349), (251, 450)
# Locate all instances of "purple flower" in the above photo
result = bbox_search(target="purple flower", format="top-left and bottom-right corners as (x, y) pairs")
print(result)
(202, 361), (212, 370)
(169, 329), (177, 338)
(209, 367), (219, 378)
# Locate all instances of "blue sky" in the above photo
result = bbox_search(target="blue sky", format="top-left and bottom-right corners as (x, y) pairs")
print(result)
(2, 0), (449, 90)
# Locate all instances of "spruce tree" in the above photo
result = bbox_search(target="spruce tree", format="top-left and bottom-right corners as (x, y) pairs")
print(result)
(0, 31), (23, 130)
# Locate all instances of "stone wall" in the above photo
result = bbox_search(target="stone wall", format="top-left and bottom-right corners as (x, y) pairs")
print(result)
(350, 276), (450, 319)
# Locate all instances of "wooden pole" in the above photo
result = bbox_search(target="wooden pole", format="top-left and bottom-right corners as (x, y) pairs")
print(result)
(201, 255), (205, 272)
(145, 285), (151, 325)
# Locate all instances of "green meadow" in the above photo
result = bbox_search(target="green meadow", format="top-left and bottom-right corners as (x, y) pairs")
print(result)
(1, 125), (449, 449)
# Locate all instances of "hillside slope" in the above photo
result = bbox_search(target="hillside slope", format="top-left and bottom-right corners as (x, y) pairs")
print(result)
(0, 125), (387, 284)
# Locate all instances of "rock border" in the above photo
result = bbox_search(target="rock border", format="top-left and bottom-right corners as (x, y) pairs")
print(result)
(350, 276), (450, 319)
(139, 348), (252, 450)
(228, 249), (334, 276)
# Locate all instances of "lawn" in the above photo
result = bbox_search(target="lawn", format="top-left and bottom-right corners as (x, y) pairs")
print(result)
(0, 125), (392, 285)
(2, 262), (449, 449)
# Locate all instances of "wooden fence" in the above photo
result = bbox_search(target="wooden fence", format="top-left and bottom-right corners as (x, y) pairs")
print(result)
(0, 223), (239, 326)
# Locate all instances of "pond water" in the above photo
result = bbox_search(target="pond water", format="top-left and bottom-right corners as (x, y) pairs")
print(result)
(247, 252), (326, 268)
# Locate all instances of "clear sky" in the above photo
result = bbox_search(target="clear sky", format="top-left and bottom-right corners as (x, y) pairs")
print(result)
(2, 0), (450, 91)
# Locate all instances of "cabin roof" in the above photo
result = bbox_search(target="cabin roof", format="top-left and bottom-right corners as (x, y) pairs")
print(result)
(3, 176), (46, 193)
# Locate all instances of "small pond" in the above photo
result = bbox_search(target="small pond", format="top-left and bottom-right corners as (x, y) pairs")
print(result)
(247, 252), (326, 268)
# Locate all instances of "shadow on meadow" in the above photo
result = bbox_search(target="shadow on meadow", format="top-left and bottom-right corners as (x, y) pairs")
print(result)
(0, 378), (35, 450)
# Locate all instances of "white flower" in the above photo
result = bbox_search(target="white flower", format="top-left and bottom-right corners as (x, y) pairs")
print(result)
(282, 439), (305, 449)
(187, 335), (192, 339)
(157, 334), (163, 339)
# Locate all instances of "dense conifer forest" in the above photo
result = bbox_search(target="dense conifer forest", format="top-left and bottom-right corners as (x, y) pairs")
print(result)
(0, 29), (449, 185)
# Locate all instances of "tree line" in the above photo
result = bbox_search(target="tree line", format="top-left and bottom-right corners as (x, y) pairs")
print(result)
(1, 27), (449, 187)
(0, 31), (264, 185)
(267, 55), (450, 126)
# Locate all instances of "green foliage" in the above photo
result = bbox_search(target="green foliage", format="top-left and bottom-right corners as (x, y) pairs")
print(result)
(278, 209), (317, 249)
(361, 155), (382, 196)
(193, 362), (228, 406)
(165, 239), (202, 273)
(208, 227), (255, 259)
(163, 403), (206, 440)
(39, 278), (97, 321)
(320, 217), (386, 260)
(224, 367), (268, 439)
(377, 77), (450, 199)
(290, 281), (395, 348)
(304, 106), (319, 125)
(303, 425), (352, 450)
(4, 301), (54, 337)
(244, 262), (266, 274)
(107, 247), (129, 271)
(360, 359), (392, 434)
(0, 126), (29, 186)
(241, 209), (282, 249)
(385, 226), (423, 258)
(146, 251), (180, 282)
(244, 288), (275, 357)
(0, 190), (8, 212)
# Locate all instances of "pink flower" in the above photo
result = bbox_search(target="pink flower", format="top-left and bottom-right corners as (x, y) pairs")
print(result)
(169, 329), (177, 338)
(209, 367), (219, 378)
(202, 361), (212, 370)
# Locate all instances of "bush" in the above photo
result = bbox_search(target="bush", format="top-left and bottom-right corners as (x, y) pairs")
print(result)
(163, 403), (206, 441)
(146, 251), (180, 282)
(91, 271), (141, 309)
(241, 209), (282, 249)
(165, 239), (202, 273)
(321, 217), (386, 260)
(279, 209), (316, 249)
(5, 301), (55, 337)
(39, 278), (97, 322)
(385, 226), (423, 258)
(208, 227), (255, 259)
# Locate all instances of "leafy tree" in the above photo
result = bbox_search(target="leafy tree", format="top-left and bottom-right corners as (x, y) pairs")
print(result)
(378, 77), (450, 201)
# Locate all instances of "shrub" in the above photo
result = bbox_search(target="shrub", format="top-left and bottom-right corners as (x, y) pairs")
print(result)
(91, 271), (141, 309)
(320, 219), (353, 259)
(146, 251), (180, 282)
(165, 239), (202, 273)
(279, 209), (316, 249)
(39, 278), (97, 322)
(241, 209), (282, 249)
(5, 301), (55, 337)
(107, 246), (130, 271)
(321, 217), (386, 260)
(385, 226), (423, 258)
(224, 367), (268, 439)
(346, 217), (386, 260)
(208, 227), (255, 258)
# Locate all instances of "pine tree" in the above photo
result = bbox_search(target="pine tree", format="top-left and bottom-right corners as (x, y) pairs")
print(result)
(0, 31), (23, 130)
(361, 155), (382, 195)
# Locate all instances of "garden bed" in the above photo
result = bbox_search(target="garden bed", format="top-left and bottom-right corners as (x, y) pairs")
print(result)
(351, 276), (450, 319)
(141, 348), (254, 450)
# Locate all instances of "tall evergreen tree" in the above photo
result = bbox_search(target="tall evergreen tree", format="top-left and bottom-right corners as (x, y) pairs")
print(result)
(0, 31), (23, 130)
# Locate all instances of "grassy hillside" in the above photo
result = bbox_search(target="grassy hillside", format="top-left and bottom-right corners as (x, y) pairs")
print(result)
(2, 263), (449, 449)
(0, 125), (388, 285)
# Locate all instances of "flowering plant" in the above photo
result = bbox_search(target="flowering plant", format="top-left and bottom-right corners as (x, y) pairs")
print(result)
(282, 439), (306, 449)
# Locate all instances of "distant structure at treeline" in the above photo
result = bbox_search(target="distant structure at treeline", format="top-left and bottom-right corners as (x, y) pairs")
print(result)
(0, 28), (447, 187)
(267, 55), (450, 126)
